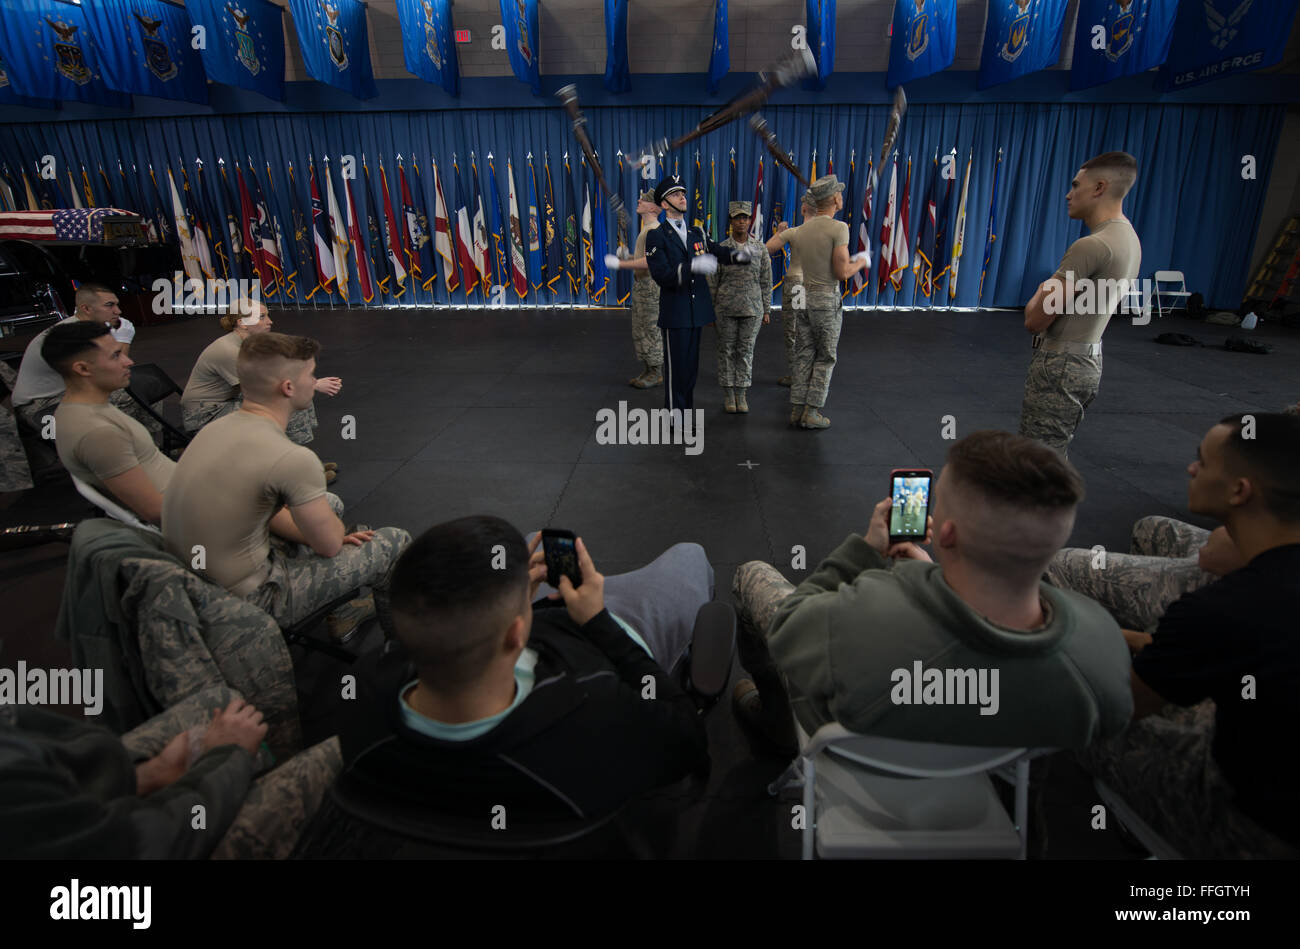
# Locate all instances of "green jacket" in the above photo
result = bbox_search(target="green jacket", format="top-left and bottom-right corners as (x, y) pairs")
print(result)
(767, 534), (1133, 748)
(0, 705), (253, 858)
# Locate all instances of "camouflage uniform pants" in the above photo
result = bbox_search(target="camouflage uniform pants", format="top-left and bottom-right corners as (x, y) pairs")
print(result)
(781, 301), (797, 376)
(0, 401), (33, 492)
(121, 686), (342, 860)
(1080, 702), (1299, 858)
(246, 525), (412, 628)
(631, 280), (663, 367)
(790, 297), (842, 408)
(1046, 515), (1215, 631)
(18, 389), (164, 443)
(1018, 349), (1102, 456)
(184, 398), (318, 447)
(715, 314), (763, 388)
(732, 561), (800, 739)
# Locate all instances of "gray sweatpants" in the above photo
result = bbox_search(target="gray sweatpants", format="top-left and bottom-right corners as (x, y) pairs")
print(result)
(529, 537), (714, 673)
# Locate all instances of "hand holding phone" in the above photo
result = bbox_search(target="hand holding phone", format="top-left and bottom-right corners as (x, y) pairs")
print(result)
(545, 533), (605, 627)
(888, 469), (933, 547)
(542, 529), (583, 589)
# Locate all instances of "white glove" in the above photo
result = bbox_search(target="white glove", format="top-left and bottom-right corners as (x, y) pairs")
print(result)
(733, 248), (753, 263)
(690, 254), (718, 275)
(850, 251), (870, 265)
(616, 245), (631, 261)
(604, 253), (622, 271)
(109, 316), (136, 344)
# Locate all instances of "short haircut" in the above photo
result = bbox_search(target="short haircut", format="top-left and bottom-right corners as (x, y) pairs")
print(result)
(41, 320), (111, 377)
(1216, 413), (1300, 522)
(219, 298), (265, 332)
(942, 431), (1085, 584)
(75, 283), (115, 309)
(389, 516), (531, 692)
(1080, 151), (1138, 200)
(236, 331), (319, 400)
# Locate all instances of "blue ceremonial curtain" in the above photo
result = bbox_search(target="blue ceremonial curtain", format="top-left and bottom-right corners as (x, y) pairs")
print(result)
(188, 0), (285, 102)
(81, 0), (208, 103)
(0, 0), (132, 108)
(395, 0), (458, 96)
(887, 0), (956, 90)
(285, 0), (378, 99)
(708, 1), (729, 95)
(500, 0), (541, 96)
(977, 0), (1068, 90)
(0, 101), (1282, 310)
(604, 0), (630, 94)
(1070, 0), (1179, 91)
(1162, 0), (1300, 92)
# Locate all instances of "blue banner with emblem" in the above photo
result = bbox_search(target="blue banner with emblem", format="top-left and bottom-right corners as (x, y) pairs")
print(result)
(604, 0), (630, 93)
(286, 0), (378, 99)
(708, 0), (729, 94)
(1069, 0), (1178, 90)
(81, 0), (208, 103)
(1162, 0), (1300, 92)
(804, 1), (835, 91)
(0, 0), (131, 107)
(395, 0), (458, 95)
(977, 0), (1069, 90)
(886, 0), (956, 89)
(187, 0), (285, 101)
(499, 0), (540, 95)
(0, 50), (55, 108)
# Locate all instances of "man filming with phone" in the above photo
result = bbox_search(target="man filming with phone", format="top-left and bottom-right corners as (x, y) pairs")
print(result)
(731, 430), (1133, 754)
(333, 516), (718, 830)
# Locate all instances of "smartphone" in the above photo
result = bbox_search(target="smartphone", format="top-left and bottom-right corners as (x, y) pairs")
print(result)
(888, 469), (933, 546)
(542, 529), (582, 589)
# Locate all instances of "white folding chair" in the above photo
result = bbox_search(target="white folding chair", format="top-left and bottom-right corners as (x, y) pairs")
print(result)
(1094, 777), (1184, 859)
(1153, 271), (1190, 319)
(71, 474), (161, 535)
(769, 721), (1048, 860)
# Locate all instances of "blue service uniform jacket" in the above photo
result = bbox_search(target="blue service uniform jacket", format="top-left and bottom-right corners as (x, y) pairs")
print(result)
(644, 221), (744, 329)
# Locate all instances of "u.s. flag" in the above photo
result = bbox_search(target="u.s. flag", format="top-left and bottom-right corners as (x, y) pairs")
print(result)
(0, 207), (134, 242)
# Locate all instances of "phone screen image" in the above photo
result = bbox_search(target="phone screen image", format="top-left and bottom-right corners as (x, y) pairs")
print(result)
(544, 533), (581, 587)
(890, 476), (931, 538)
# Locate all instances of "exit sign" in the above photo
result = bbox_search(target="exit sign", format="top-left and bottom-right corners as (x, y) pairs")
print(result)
(454, 29), (471, 43)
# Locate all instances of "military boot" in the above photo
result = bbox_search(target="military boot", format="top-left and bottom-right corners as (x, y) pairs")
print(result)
(735, 388), (749, 413)
(790, 404), (805, 426)
(643, 364), (663, 387)
(326, 594), (375, 643)
(801, 407), (831, 430)
(724, 388), (737, 413)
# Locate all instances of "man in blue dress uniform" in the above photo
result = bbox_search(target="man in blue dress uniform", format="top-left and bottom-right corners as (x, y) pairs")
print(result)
(643, 174), (750, 413)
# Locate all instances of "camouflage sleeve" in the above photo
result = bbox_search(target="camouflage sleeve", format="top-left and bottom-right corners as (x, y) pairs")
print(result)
(759, 241), (772, 310)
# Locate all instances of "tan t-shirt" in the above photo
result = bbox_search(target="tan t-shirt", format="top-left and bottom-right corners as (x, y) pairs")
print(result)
(1046, 218), (1143, 343)
(163, 411), (327, 595)
(633, 226), (652, 283)
(782, 215), (849, 293)
(181, 332), (242, 408)
(54, 401), (175, 498)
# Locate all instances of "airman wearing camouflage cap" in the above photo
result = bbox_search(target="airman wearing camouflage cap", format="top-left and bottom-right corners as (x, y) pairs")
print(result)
(765, 174), (868, 430)
(622, 190), (664, 388)
(707, 200), (771, 414)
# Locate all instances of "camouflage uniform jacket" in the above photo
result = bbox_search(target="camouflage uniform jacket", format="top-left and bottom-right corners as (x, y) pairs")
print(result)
(708, 236), (773, 318)
(56, 519), (301, 755)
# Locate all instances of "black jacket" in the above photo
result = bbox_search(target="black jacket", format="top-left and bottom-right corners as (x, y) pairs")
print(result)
(645, 220), (744, 329)
(339, 604), (709, 822)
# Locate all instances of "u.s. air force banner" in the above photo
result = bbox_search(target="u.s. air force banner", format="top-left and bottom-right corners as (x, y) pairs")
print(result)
(500, 0), (540, 95)
(886, 0), (956, 90)
(1070, 0), (1178, 90)
(188, 0), (285, 101)
(977, 0), (1069, 89)
(286, 0), (378, 99)
(0, 0), (131, 107)
(82, 0), (208, 102)
(1162, 0), (1300, 91)
(395, 0), (459, 96)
